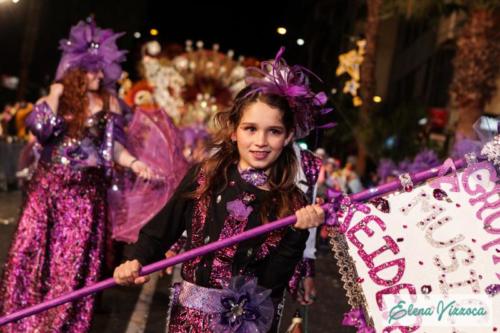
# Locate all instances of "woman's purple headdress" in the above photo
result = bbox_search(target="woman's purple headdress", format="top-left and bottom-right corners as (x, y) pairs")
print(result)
(55, 17), (127, 86)
(244, 47), (333, 139)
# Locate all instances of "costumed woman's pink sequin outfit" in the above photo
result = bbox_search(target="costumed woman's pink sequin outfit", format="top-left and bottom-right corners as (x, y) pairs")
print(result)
(0, 103), (125, 332)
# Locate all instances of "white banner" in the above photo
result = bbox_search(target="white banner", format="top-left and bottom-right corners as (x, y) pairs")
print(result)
(337, 161), (499, 332)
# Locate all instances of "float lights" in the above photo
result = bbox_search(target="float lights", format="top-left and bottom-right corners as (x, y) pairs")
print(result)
(277, 27), (287, 35)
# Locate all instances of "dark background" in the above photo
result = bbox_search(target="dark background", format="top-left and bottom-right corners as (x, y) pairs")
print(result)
(0, 0), (356, 101)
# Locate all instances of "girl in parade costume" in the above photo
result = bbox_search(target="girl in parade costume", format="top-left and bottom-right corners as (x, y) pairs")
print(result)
(114, 47), (330, 333)
(0, 18), (156, 333)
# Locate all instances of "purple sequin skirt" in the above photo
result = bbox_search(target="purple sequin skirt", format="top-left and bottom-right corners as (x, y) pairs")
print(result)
(167, 282), (219, 333)
(0, 162), (108, 333)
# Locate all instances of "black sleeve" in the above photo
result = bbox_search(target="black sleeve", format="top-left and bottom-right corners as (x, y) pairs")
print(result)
(131, 164), (200, 265)
(257, 227), (309, 298)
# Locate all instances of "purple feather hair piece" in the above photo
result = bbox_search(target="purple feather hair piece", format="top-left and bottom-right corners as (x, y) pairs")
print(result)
(55, 17), (127, 86)
(244, 47), (332, 138)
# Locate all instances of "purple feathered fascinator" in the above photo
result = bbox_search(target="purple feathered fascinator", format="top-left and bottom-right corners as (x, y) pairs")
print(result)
(55, 17), (127, 86)
(244, 47), (333, 139)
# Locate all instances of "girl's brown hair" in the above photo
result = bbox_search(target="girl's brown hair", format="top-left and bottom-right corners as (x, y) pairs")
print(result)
(58, 68), (110, 138)
(195, 86), (303, 220)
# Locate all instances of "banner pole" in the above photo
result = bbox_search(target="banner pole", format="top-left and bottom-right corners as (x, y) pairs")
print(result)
(0, 158), (466, 326)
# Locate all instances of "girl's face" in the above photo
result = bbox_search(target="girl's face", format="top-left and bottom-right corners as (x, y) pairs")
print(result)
(86, 70), (104, 91)
(232, 100), (293, 171)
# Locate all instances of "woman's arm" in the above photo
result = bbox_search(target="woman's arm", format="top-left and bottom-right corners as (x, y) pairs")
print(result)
(109, 95), (152, 179)
(38, 83), (63, 113)
(26, 84), (65, 144)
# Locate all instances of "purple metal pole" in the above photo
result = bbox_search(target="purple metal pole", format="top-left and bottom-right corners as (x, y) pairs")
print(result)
(0, 158), (465, 326)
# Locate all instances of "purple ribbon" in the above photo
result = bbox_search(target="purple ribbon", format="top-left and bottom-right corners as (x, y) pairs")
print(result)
(215, 277), (274, 333)
(342, 308), (375, 333)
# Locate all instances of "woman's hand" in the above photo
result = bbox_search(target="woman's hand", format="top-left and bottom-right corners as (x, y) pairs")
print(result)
(113, 260), (150, 286)
(294, 204), (324, 229)
(130, 160), (154, 180)
(49, 83), (64, 99)
(36, 83), (64, 113)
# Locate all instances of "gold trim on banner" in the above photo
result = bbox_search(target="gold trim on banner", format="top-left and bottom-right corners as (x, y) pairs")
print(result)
(328, 226), (375, 328)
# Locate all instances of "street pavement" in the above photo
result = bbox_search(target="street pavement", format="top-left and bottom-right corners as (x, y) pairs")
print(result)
(0, 191), (355, 332)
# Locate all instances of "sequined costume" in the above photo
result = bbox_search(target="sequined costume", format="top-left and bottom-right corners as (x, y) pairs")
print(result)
(287, 147), (322, 299)
(0, 102), (125, 333)
(132, 164), (309, 332)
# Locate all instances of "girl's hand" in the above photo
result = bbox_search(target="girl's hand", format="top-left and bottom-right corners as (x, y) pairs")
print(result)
(113, 260), (150, 286)
(131, 160), (154, 180)
(160, 250), (177, 277)
(294, 204), (324, 229)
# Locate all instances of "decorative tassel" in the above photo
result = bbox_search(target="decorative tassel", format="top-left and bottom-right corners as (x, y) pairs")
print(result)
(286, 310), (303, 333)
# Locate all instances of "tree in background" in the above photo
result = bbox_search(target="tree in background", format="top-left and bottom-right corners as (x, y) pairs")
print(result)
(449, 1), (500, 141)
(357, 0), (383, 176)
(385, 0), (500, 141)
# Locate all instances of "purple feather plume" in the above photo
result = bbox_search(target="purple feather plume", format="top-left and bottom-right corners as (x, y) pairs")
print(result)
(55, 17), (127, 86)
(244, 47), (332, 138)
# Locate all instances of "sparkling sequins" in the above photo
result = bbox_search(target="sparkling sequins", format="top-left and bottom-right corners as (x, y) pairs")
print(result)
(421, 285), (432, 294)
(369, 197), (390, 213)
(239, 168), (269, 186)
(481, 134), (500, 167)
(433, 188), (452, 202)
(400, 191), (430, 215)
(485, 284), (500, 297)
(425, 216), (464, 248)
(433, 244), (475, 273)
(0, 163), (106, 332)
(399, 173), (414, 192)
(438, 270), (480, 296)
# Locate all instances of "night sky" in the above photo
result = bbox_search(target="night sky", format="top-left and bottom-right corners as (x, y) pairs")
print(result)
(0, 0), (349, 97)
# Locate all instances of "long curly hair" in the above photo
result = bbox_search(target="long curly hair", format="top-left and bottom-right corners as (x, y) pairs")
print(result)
(194, 86), (303, 221)
(58, 68), (110, 138)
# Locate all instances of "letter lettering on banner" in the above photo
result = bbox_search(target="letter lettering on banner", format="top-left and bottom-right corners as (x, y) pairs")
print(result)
(333, 161), (499, 332)
(433, 244), (475, 273)
(469, 184), (500, 222)
(369, 258), (406, 286)
(438, 269), (480, 296)
(462, 162), (497, 196)
(424, 216), (464, 248)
